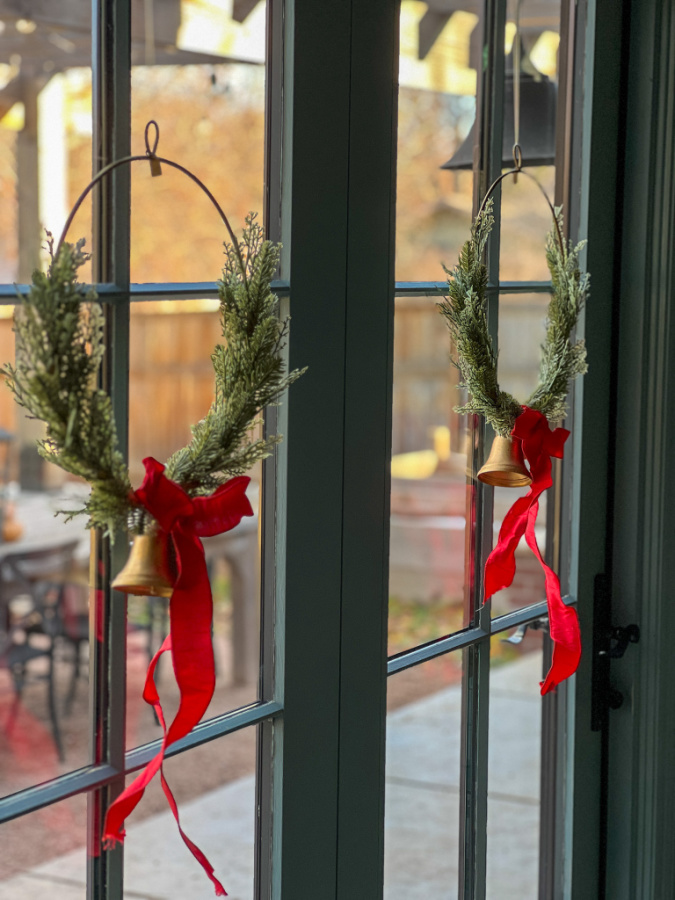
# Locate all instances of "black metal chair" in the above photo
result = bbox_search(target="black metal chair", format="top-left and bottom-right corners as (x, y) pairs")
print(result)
(0, 541), (88, 761)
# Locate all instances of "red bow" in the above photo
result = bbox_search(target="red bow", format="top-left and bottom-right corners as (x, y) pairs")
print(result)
(103, 458), (254, 896)
(484, 407), (581, 694)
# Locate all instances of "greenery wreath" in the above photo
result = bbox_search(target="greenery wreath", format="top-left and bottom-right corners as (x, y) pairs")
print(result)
(438, 198), (590, 437)
(3, 213), (304, 537)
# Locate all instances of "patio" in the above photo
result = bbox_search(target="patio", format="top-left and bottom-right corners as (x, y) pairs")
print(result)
(0, 651), (543, 899)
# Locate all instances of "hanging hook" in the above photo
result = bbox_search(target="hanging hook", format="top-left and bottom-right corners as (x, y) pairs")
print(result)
(55, 121), (244, 269)
(144, 119), (162, 177)
(476, 166), (564, 255)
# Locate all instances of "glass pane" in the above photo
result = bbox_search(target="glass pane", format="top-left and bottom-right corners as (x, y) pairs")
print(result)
(0, 793), (87, 895)
(124, 729), (257, 899)
(396, 2), (479, 281)
(1, 305), (94, 798)
(389, 296), (469, 655)
(125, 299), (260, 751)
(0, 6), (93, 283)
(130, 0), (267, 284)
(499, 0), (561, 280)
(499, 168), (556, 282)
(491, 292), (549, 616)
(486, 626), (544, 899)
(385, 654), (463, 898)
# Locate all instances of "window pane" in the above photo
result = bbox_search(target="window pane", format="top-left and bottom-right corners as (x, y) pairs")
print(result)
(499, 0), (561, 280)
(0, 6), (93, 283)
(499, 168), (557, 282)
(396, 2), (479, 281)
(385, 654), (463, 898)
(0, 793), (87, 895)
(123, 728), (257, 899)
(389, 295), (468, 655)
(1, 305), (93, 798)
(130, 0), (267, 284)
(125, 299), (260, 751)
(486, 627), (544, 899)
(491, 292), (550, 616)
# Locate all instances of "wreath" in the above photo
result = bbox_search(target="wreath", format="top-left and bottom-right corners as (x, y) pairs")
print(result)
(2, 211), (303, 897)
(438, 195), (589, 699)
(438, 198), (589, 437)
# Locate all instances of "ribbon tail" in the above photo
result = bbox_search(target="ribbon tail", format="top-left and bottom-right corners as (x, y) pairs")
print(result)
(524, 503), (581, 694)
(484, 493), (534, 599)
(103, 636), (172, 847)
(103, 465), (250, 893)
(160, 769), (227, 896)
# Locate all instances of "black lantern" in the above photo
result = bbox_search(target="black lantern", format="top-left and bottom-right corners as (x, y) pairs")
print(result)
(442, 68), (557, 171)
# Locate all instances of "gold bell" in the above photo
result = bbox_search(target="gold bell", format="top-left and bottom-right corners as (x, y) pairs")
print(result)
(111, 532), (174, 597)
(477, 435), (532, 488)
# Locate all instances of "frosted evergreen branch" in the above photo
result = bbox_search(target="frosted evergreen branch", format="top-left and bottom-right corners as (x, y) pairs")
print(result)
(525, 208), (590, 421)
(2, 237), (133, 535)
(439, 202), (589, 437)
(165, 212), (306, 491)
(438, 200), (522, 437)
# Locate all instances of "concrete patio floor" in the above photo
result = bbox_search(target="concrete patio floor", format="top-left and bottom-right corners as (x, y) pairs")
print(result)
(0, 652), (543, 899)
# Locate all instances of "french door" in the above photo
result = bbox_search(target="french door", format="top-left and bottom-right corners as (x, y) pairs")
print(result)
(0, 1), (616, 898)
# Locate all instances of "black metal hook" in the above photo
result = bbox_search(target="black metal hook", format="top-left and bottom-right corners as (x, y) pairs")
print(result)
(55, 121), (244, 270)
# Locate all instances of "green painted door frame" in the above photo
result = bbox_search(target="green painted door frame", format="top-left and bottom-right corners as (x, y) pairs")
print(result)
(605, 0), (675, 897)
(567, 0), (675, 897)
(563, 0), (629, 896)
(269, 2), (399, 898)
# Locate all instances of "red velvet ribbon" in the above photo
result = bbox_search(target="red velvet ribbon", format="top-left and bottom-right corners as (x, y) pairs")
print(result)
(484, 407), (581, 694)
(102, 457), (254, 896)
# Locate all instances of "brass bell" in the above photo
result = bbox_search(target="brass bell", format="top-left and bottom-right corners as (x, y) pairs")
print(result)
(477, 435), (532, 488)
(111, 532), (174, 597)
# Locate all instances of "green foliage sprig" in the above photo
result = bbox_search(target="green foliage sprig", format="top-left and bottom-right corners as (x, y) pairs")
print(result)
(3, 237), (132, 534)
(3, 215), (304, 536)
(438, 200), (589, 437)
(165, 213), (306, 492)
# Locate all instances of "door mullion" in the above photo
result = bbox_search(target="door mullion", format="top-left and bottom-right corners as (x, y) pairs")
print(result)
(88, 1), (132, 898)
(459, 0), (506, 896)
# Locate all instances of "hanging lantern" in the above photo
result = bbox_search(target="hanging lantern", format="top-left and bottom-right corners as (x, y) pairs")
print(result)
(111, 532), (174, 597)
(442, 69), (557, 171)
(477, 435), (532, 487)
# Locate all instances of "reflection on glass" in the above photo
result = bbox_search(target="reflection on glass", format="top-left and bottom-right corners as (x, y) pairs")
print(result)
(0, 307), (93, 798)
(124, 730), (257, 899)
(389, 296), (468, 655)
(486, 628), (544, 899)
(130, 0), (267, 284)
(396, 2), (478, 281)
(0, 7), (93, 283)
(384, 654), (462, 898)
(491, 292), (549, 616)
(0, 793), (86, 895)
(125, 300), (260, 751)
